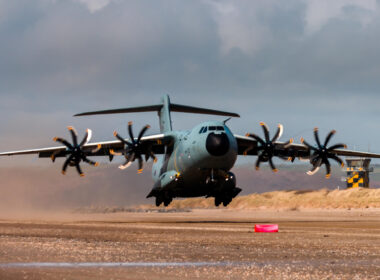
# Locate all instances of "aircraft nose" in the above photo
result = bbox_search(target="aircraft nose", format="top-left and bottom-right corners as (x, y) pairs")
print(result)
(206, 132), (230, 156)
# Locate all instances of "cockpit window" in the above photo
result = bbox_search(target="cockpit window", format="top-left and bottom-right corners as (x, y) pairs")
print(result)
(199, 127), (208, 134)
(208, 126), (224, 131)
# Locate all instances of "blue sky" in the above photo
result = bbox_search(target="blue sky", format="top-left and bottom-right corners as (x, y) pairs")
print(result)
(1, 0), (380, 165)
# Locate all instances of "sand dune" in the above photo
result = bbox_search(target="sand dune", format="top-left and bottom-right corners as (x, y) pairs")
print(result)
(167, 188), (380, 210)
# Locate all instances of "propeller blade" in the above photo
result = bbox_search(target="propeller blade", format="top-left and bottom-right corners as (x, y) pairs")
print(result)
(325, 160), (331, 178)
(53, 137), (73, 149)
(109, 149), (122, 156)
(151, 151), (157, 162)
(79, 129), (92, 147)
(324, 130), (336, 147)
(119, 161), (132, 170)
(245, 133), (266, 146)
(138, 125), (150, 142)
(271, 124), (283, 142)
(301, 137), (317, 152)
(307, 165), (320, 176)
(255, 157), (261, 170)
(313, 127), (321, 148)
(75, 163), (84, 177)
(330, 154), (344, 167)
(268, 157), (278, 172)
(62, 154), (74, 175)
(128, 121), (135, 143)
(306, 157), (322, 175)
(83, 157), (99, 166)
(283, 138), (293, 149)
(327, 143), (347, 151)
(91, 144), (102, 154)
(68, 126), (78, 147)
(113, 131), (131, 146)
(260, 122), (270, 142)
(137, 156), (143, 172)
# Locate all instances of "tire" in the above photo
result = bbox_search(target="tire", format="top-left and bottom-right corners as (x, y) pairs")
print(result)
(164, 198), (172, 207)
(222, 197), (232, 207)
(155, 197), (163, 207)
(214, 197), (221, 207)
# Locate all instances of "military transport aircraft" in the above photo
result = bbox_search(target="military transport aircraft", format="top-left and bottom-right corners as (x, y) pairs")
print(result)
(1, 95), (380, 207)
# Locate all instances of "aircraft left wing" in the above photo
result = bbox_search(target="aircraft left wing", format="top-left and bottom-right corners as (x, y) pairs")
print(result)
(234, 123), (380, 177)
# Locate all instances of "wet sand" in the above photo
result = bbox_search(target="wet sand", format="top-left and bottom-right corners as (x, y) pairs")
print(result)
(0, 209), (379, 279)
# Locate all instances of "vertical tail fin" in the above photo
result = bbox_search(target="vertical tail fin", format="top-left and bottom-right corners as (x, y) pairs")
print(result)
(159, 95), (172, 133)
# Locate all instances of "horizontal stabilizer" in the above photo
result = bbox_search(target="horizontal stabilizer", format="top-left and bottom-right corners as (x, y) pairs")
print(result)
(170, 104), (240, 117)
(74, 105), (162, 117)
(75, 103), (240, 118)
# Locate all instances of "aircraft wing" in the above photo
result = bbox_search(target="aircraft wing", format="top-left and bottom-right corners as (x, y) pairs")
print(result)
(0, 134), (167, 159)
(235, 134), (380, 159)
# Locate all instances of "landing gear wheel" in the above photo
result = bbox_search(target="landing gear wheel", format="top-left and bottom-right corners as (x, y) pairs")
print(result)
(155, 197), (163, 207)
(222, 197), (232, 207)
(163, 198), (172, 207)
(214, 197), (222, 207)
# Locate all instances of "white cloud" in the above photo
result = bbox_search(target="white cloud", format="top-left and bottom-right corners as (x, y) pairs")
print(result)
(76, 0), (111, 13)
(207, 1), (272, 56)
(304, 0), (377, 34)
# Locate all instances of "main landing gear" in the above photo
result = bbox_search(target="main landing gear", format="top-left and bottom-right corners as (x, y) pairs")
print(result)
(155, 194), (172, 207)
(214, 187), (241, 207)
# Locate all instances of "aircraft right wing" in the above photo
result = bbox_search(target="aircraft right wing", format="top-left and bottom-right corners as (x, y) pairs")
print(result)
(0, 125), (171, 176)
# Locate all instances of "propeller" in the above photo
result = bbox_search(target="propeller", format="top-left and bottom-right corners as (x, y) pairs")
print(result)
(301, 127), (346, 178)
(112, 121), (156, 172)
(246, 122), (291, 172)
(53, 126), (101, 177)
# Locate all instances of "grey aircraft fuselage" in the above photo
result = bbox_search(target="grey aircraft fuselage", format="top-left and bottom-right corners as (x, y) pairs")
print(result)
(150, 120), (238, 201)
